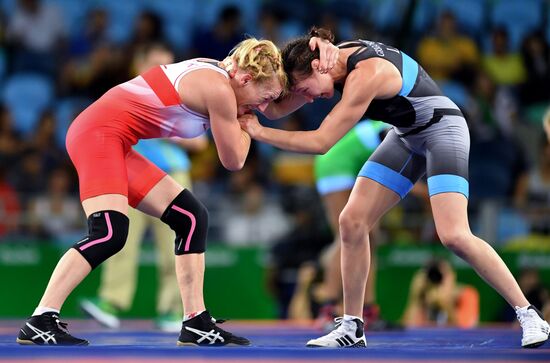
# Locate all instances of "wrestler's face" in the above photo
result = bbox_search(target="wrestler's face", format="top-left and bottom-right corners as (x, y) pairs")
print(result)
(235, 75), (283, 116)
(291, 60), (335, 103)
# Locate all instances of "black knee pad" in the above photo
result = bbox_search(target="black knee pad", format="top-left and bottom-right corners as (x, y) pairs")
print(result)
(161, 189), (208, 255)
(72, 210), (129, 269)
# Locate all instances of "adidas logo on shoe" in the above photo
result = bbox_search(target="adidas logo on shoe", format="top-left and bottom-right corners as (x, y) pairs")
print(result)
(307, 317), (367, 348)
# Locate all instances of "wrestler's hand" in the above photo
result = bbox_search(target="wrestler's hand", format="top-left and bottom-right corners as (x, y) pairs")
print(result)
(238, 113), (262, 139)
(309, 37), (339, 73)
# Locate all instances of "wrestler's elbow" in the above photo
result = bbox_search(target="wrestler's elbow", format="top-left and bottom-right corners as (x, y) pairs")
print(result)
(219, 154), (246, 171)
(313, 134), (333, 154)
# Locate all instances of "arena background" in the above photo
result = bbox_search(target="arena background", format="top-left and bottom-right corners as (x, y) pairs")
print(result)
(0, 0), (549, 326)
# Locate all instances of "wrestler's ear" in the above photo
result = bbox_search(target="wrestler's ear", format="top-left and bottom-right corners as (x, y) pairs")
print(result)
(311, 59), (320, 72)
(239, 73), (253, 86)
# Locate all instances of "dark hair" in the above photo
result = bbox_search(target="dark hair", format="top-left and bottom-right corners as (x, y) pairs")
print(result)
(282, 27), (334, 86)
(219, 5), (241, 22)
(425, 259), (444, 285)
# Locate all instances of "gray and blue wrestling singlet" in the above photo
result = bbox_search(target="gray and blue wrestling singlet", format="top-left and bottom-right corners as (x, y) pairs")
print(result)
(337, 39), (469, 199)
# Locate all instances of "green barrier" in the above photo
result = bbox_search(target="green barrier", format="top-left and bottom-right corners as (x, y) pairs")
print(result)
(0, 242), (276, 319)
(1, 242), (549, 321)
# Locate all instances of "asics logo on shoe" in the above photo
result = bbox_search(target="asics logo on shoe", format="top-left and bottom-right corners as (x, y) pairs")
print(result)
(185, 327), (225, 344)
(25, 323), (56, 344)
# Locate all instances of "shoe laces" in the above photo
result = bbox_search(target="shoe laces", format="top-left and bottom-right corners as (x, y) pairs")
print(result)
(55, 319), (69, 334)
(211, 316), (227, 324)
(206, 316), (233, 337)
(45, 315), (69, 335)
(516, 308), (542, 334)
(327, 317), (355, 337)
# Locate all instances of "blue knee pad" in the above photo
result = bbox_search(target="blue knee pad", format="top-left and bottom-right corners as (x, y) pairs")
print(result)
(161, 189), (208, 255)
(72, 210), (129, 269)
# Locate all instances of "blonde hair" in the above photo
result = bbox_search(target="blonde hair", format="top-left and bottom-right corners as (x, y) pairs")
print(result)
(227, 38), (287, 88)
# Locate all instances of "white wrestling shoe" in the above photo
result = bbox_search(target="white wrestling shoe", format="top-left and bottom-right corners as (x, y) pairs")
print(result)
(516, 305), (550, 348)
(307, 317), (367, 348)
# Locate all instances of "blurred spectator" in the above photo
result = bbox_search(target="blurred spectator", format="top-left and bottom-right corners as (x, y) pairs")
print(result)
(519, 31), (550, 107)
(59, 42), (127, 99)
(68, 8), (110, 58)
(0, 8), (5, 43)
(402, 259), (479, 328)
(0, 105), (23, 168)
(270, 114), (317, 185)
(317, 12), (344, 44)
(287, 261), (319, 320)
(267, 186), (332, 318)
(128, 11), (164, 54)
(256, 5), (285, 46)
(519, 136), (550, 206)
(10, 147), (46, 209)
(519, 269), (549, 315)
(5, 0), (66, 75)
(469, 133), (529, 204)
(501, 268), (549, 323)
(27, 167), (84, 243)
(482, 27), (526, 87)
(516, 136), (550, 234)
(223, 181), (290, 246)
(0, 165), (21, 239)
(416, 11), (479, 85)
(220, 141), (290, 246)
(468, 71), (519, 139)
(190, 5), (244, 60)
(27, 110), (65, 172)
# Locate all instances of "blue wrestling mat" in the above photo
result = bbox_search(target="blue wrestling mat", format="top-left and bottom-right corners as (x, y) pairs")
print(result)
(1, 320), (549, 362)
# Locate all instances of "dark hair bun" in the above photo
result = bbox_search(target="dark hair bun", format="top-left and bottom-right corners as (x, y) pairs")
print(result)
(309, 27), (335, 43)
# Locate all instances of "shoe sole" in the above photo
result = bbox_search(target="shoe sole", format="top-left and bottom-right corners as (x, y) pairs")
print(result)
(16, 338), (35, 345)
(306, 342), (367, 348)
(523, 337), (549, 349)
(177, 341), (249, 347)
(16, 338), (89, 346)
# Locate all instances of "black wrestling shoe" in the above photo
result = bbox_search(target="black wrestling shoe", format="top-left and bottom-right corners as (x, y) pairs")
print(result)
(16, 312), (89, 346)
(177, 310), (250, 346)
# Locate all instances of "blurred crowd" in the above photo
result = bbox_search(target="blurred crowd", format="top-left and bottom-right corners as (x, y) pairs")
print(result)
(0, 0), (549, 298)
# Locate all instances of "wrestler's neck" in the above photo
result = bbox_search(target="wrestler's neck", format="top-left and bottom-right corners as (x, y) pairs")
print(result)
(330, 47), (356, 83)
